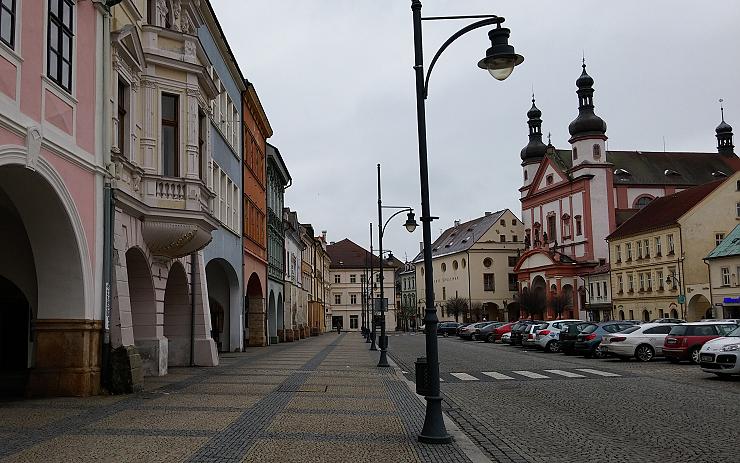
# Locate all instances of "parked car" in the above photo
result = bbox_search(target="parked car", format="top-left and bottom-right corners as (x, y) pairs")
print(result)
(476, 322), (505, 342)
(459, 322), (495, 340)
(509, 320), (543, 346)
(574, 321), (637, 358)
(500, 332), (512, 343)
(663, 321), (738, 364)
(650, 318), (686, 324)
(600, 323), (675, 361)
(559, 321), (595, 354)
(533, 319), (583, 353)
(521, 324), (541, 349)
(456, 323), (473, 336)
(483, 322), (516, 343)
(436, 322), (461, 337)
(699, 325), (740, 377)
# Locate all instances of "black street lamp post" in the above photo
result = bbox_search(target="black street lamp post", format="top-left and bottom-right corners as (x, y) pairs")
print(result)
(409, 0), (523, 443)
(369, 223), (378, 351)
(376, 163), (419, 367)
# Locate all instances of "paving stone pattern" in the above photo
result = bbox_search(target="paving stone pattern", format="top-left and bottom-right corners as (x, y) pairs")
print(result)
(1, 334), (475, 463)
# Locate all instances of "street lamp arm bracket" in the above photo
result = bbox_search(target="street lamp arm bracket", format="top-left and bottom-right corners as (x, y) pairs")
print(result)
(423, 16), (504, 99)
(382, 207), (414, 235)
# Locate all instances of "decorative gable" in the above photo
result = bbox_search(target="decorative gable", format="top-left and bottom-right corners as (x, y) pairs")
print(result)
(528, 157), (569, 197)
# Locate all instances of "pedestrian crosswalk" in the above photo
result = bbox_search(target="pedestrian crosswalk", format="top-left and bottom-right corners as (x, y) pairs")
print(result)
(407, 368), (622, 383)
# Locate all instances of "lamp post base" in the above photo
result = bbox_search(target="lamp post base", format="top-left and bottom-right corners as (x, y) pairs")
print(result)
(377, 335), (390, 367)
(369, 332), (377, 351)
(418, 395), (453, 444)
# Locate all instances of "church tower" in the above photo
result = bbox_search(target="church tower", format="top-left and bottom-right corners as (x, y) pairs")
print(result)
(568, 61), (607, 166)
(520, 96), (547, 192)
(716, 101), (735, 157)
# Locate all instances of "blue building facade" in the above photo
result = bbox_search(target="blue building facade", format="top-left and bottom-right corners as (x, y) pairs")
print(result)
(199, 6), (246, 352)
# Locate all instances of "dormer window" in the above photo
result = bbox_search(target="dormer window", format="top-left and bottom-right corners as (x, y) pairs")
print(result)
(614, 168), (631, 176)
(712, 171), (728, 178)
(664, 169), (681, 176)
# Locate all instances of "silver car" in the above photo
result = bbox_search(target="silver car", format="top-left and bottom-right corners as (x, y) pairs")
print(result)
(533, 319), (583, 353)
(601, 322), (676, 361)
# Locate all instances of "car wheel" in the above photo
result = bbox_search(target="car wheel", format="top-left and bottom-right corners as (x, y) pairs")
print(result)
(545, 341), (560, 353)
(487, 334), (496, 343)
(689, 347), (701, 365)
(635, 344), (655, 362)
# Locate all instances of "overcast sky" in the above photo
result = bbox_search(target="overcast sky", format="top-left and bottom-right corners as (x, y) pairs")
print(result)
(212, 0), (740, 262)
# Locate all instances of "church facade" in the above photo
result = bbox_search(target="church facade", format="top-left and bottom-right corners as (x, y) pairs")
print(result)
(514, 63), (737, 321)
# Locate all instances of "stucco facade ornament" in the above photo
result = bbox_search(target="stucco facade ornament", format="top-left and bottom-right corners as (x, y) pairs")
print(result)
(25, 126), (42, 171)
(171, 0), (182, 31)
(156, 0), (168, 28)
(184, 40), (196, 57)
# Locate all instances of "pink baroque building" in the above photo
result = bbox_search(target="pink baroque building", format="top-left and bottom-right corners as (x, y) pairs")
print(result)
(0, 0), (105, 397)
(514, 63), (738, 321)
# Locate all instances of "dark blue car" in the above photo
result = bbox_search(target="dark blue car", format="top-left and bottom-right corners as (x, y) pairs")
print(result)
(574, 321), (637, 358)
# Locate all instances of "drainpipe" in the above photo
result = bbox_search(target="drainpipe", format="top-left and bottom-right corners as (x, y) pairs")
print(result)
(466, 250), (472, 321)
(678, 226), (687, 319)
(704, 258), (715, 318)
(190, 252), (196, 366)
(98, 0), (114, 390)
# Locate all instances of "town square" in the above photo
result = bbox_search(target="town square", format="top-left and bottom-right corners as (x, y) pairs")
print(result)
(0, 1), (739, 462)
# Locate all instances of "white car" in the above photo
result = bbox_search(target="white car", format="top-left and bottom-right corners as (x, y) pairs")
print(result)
(600, 322), (675, 361)
(533, 319), (583, 353)
(699, 325), (740, 376)
(500, 332), (512, 343)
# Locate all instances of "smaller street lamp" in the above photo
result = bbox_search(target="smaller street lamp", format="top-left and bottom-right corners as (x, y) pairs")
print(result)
(477, 24), (524, 81)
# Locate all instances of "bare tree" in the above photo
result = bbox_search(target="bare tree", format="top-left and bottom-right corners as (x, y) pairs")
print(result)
(444, 297), (468, 323)
(550, 290), (572, 319)
(519, 289), (546, 318)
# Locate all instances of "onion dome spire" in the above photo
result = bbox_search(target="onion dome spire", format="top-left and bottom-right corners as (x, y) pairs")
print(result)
(568, 60), (607, 142)
(717, 99), (734, 156)
(521, 94), (547, 162)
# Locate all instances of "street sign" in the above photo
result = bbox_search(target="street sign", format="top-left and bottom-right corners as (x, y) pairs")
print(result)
(677, 295), (686, 304)
(374, 298), (388, 312)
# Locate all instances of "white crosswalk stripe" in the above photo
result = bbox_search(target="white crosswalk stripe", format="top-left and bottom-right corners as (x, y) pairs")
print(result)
(544, 369), (585, 378)
(450, 372), (480, 381)
(575, 368), (621, 377)
(481, 371), (514, 380)
(512, 370), (550, 379)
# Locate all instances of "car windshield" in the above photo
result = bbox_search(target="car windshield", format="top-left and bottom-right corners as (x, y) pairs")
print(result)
(580, 325), (597, 334)
(621, 326), (641, 334)
(727, 326), (740, 337)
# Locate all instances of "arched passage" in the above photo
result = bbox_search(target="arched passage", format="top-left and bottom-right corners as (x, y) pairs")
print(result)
(245, 272), (265, 347)
(277, 293), (284, 341)
(125, 247), (158, 376)
(0, 276), (31, 396)
(205, 259), (239, 352)
(688, 294), (711, 321)
(0, 163), (91, 396)
(267, 290), (277, 344)
(561, 284), (574, 319)
(164, 262), (190, 366)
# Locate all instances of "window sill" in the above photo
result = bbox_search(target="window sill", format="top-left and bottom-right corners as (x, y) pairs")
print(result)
(42, 75), (78, 106)
(0, 40), (23, 66)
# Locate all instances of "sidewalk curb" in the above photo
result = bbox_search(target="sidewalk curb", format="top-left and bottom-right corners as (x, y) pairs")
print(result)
(386, 355), (492, 463)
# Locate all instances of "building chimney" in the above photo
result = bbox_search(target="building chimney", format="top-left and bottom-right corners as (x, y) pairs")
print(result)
(485, 211), (492, 216)
(454, 220), (460, 227)
(321, 230), (327, 241)
(330, 241), (336, 245)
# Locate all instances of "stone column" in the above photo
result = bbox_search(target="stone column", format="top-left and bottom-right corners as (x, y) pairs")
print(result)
(192, 252), (219, 366)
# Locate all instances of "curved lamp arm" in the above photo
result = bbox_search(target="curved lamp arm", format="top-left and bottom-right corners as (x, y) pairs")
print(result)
(382, 207), (414, 236)
(423, 16), (504, 99)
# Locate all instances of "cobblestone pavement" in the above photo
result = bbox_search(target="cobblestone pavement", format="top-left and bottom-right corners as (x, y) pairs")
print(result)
(388, 332), (740, 463)
(0, 333), (475, 463)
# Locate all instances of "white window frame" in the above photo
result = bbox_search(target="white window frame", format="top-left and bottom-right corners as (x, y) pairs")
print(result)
(722, 267), (730, 286)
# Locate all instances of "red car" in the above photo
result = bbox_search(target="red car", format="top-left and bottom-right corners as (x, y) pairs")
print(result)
(663, 321), (738, 364)
(485, 322), (516, 343)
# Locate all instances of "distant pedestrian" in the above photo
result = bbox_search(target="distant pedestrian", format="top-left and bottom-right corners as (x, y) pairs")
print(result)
(336, 322), (342, 334)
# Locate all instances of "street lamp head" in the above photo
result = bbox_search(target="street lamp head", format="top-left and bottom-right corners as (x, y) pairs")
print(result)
(404, 211), (419, 233)
(477, 23), (524, 81)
